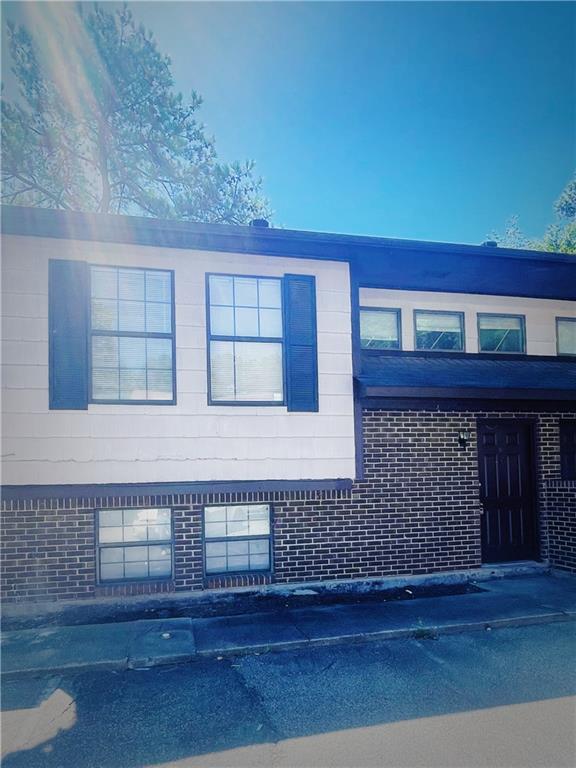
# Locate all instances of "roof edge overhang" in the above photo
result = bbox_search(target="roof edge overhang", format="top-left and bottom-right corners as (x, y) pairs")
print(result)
(2, 204), (573, 264)
(3, 205), (575, 301)
(359, 385), (576, 401)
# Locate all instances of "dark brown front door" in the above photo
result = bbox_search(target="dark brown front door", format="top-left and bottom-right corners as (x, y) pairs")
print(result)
(477, 420), (538, 563)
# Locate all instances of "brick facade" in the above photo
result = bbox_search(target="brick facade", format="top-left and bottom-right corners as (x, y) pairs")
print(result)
(2, 408), (575, 603)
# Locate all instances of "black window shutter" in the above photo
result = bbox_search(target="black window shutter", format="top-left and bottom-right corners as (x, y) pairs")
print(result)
(284, 274), (318, 412)
(49, 259), (89, 410)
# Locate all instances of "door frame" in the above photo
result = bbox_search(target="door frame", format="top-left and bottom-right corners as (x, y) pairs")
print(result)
(476, 417), (541, 563)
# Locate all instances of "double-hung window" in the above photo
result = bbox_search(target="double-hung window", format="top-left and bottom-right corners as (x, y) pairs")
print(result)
(90, 266), (175, 403)
(49, 261), (317, 412)
(97, 508), (173, 582)
(204, 504), (272, 574)
(208, 274), (284, 403)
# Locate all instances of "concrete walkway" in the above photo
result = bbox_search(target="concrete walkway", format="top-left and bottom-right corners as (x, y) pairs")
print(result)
(2, 573), (575, 678)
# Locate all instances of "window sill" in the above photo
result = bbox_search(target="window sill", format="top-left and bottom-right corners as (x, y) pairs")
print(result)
(97, 576), (173, 587)
(208, 400), (286, 407)
(90, 399), (177, 406)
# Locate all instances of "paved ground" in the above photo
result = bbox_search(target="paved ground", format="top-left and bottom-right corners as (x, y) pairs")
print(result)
(2, 622), (575, 768)
(3, 574), (575, 676)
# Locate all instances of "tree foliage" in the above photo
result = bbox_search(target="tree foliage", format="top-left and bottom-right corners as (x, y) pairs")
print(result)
(489, 174), (576, 254)
(1, 3), (270, 223)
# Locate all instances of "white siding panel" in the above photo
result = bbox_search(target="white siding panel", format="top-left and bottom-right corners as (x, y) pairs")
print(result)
(318, 395), (354, 415)
(176, 348), (207, 371)
(2, 233), (355, 485)
(2, 365), (48, 390)
(316, 311), (351, 334)
(2, 268), (48, 295)
(2, 413), (90, 439)
(318, 373), (354, 395)
(175, 304), (206, 328)
(1, 293), (48, 319)
(1, 341), (48, 366)
(2, 317), (48, 342)
(318, 353), (353, 375)
(1, 457), (355, 486)
(317, 332), (351, 354)
(317, 290), (350, 313)
(2, 389), (50, 413)
(177, 370), (208, 395)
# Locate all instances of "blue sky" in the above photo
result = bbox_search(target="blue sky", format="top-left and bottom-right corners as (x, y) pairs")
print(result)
(3, 2), (575, 244)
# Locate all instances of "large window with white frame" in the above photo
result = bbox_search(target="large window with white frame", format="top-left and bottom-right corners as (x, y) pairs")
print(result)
(204, 504), (272, 574)
(90, 266), (175, 403)
(97, 508), (173, 582)
(207, 274), (284, 403)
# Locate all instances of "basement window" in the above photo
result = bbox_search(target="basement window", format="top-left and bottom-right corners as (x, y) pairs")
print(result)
(204, 504), (272, 574)
(97, 508), (173, 582)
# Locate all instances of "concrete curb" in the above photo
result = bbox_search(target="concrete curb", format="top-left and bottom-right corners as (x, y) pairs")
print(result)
(3, 609), (573, 679)
(194, 610), (576, 658)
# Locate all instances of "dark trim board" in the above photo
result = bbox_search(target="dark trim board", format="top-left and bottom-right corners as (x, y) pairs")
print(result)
(360, 350), (571, 363)
(3, 205), (575, 300)
(360, 386), (576, 401)
(351, 276), (365, 480)
(362, 397), (576, 413)
(1, 478), (354, 503)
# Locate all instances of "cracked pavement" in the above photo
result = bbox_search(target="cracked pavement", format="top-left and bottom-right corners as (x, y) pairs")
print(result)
(2, 621), (575, 768)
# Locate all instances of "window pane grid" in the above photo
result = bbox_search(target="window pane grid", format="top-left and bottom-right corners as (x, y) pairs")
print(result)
(205, 538), (270, 574)
(208, 275), (282, 339)
(99, 544), (172, 582)
(90, 266), (174, 402)
(208, 274), (284, 403)
(204, 505), (272, 574)
(97, 508), (172, 583)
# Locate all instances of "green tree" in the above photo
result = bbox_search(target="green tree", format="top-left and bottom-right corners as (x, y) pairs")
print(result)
(1, 3), (270, 223)
(489, 174), (576, 254)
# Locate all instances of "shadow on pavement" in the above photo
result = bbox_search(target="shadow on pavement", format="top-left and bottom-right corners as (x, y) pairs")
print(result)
(2, 623), (576, 768)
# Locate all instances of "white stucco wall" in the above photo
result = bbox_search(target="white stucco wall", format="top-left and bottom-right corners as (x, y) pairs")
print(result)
(1, 234), (355, 485)
(359, 288), (576, 355)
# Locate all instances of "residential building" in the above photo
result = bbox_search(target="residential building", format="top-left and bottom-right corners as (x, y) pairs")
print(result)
(1, 205), (575, 602)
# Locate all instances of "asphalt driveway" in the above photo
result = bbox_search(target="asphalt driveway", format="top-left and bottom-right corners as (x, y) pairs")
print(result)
(2, 621), (575, 768)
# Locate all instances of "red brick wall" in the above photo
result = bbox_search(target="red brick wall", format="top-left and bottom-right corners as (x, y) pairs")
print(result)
(2, 408), (574, 602)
